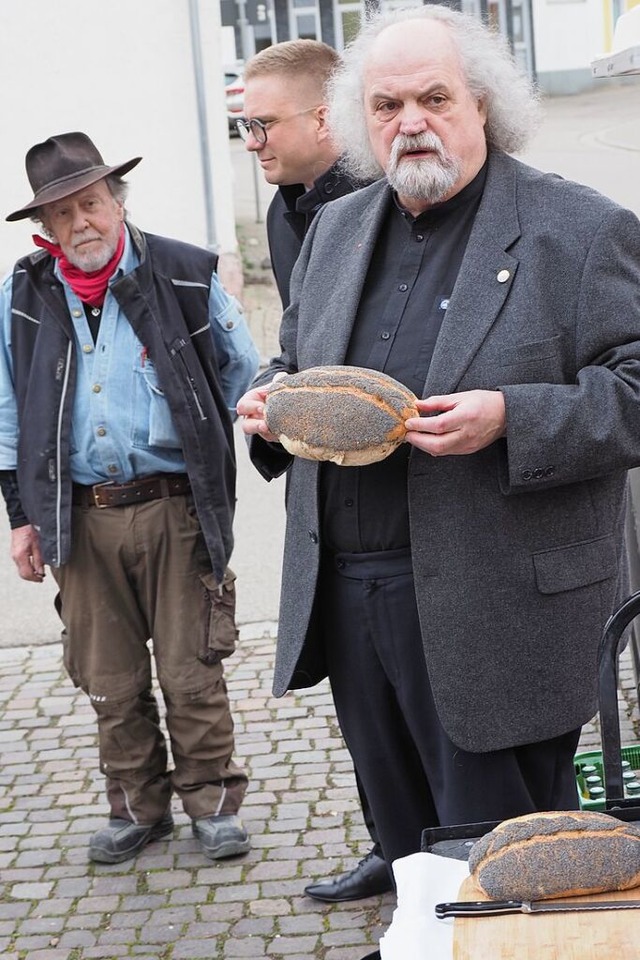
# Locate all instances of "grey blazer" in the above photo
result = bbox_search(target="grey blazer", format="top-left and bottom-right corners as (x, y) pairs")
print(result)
(251, 150), (640, 753)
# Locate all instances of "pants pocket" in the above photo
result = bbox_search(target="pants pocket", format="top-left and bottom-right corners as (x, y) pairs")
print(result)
(198, 567), (239, 665)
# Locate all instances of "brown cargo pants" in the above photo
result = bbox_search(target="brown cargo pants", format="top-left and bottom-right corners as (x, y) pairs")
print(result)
(51, 493), (248, 823)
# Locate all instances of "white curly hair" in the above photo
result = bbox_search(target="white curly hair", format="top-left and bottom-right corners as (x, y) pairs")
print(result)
(328, 4), (542, 182)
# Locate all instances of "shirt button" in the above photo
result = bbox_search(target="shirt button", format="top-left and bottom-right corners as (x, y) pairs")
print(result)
(345, 498), (354, 507)
(381, 331), (390, 341)
(226, 320), (234, 329)
(398, 283), (408, 292)
(107, 464), (118, 474)
(72, 309), (82, 318)
(325, 183), (334, 195)
(96, 427), (107, 437)
(309, 531), (318, 544)
(336, 558), (345, 569)
(92, 384), (101, 393)
(83, 344), (93, 354)
(415, 234), (424, 242)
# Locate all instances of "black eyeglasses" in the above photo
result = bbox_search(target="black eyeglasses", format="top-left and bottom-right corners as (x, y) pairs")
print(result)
(236, 106), (320, 145)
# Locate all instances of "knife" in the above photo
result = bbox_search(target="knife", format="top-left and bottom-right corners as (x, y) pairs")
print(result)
(435, 898), (640, 918)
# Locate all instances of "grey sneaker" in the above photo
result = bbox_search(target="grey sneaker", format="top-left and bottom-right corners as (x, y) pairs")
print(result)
(89, 813), (174, 864)
(191, 814), (251, 860)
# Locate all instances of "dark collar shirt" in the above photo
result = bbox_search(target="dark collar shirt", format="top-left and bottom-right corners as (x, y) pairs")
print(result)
(266, 161), (362, 308)
(320, 163), (487, 554)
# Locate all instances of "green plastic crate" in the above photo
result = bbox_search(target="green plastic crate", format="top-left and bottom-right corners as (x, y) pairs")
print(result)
(574, 745), (640, 810)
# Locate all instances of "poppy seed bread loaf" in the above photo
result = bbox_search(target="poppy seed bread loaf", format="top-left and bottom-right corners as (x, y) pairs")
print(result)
(264, 366), (420, 466)
(468, 810), (640, 901)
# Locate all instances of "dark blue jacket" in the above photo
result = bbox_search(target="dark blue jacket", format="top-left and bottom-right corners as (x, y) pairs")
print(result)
(10, 225), (235, 579)
(266, 161), (363, 309)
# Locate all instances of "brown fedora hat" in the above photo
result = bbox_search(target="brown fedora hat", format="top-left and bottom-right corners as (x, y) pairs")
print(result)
(6, 131), (142, 222)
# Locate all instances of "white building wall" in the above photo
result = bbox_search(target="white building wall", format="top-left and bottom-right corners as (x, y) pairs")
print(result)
(533, 0), (603, 69)
(0, 0), (237, 275)
(531, 0), (617, 92)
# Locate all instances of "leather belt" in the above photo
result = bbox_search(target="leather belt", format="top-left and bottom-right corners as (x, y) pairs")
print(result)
(72, 473), (191, 509)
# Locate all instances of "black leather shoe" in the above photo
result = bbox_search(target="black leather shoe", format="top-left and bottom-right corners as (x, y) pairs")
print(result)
(305, 849), (393, 902)
(89, 813), (174, 864)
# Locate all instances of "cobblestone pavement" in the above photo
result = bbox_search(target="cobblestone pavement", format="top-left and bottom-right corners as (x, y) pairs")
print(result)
(1, 617), (639, 960)
(0, 624), (395, 960)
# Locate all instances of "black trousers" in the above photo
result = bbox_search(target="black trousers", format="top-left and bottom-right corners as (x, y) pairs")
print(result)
(320, 548), (581, 868)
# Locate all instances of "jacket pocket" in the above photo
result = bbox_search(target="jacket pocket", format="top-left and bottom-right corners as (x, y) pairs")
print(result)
(533, 535), (618, 594)
(133, 358), (183, 450)
(197, 568), (239, 664)
(498, 335), (562, 366)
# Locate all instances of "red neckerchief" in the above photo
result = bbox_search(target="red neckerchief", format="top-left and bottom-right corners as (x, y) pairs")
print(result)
(32, 225), (125, 306)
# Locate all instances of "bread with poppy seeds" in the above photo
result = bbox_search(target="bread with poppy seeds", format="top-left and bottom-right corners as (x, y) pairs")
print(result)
(264, 365), (420, 466)
(468, 810), (640, 901)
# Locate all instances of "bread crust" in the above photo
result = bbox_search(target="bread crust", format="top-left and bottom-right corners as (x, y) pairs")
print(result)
(264, 366), (419, 466)
(468, 810), (640, 901)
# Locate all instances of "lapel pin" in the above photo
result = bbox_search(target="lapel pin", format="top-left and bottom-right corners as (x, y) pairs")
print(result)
(497, 269), (510, 283)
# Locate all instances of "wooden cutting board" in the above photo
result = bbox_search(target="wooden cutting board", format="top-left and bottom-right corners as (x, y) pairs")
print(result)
(453, 875), (640, 959)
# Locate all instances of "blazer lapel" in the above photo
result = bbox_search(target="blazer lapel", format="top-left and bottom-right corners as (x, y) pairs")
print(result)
(319, 181), (392, 366)
(424, 152), (522, 398)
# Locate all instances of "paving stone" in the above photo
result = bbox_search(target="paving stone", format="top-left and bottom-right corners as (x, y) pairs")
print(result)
(278, 913), (326, 935)
(247, 897), (292, 918)
(10, 880), (54, 899)
(82, 946), (129, 956)
(96, 928), (140, 945)
(90, 874), (139, 895)
(12, 952), (75, 960)
(144, 868), (192, 891)
(107, 910), (151, 928)
(13, 935), (61, 951)
(135, 921), (185, 943)
(58, 930), (98, 947)
(174, 940), (227, 958)
(265, 934), (319, 954)
(66, 914), (104, 930)
(50, 877), (92, 898)
(167, 886), (210, 905)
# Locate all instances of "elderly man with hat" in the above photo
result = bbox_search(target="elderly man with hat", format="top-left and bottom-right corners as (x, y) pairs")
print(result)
(0, 132), (259, 864)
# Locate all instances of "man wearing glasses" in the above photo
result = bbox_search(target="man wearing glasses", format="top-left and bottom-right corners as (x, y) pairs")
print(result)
(239, 40), (391, 904)
(238, 40), (372, 310)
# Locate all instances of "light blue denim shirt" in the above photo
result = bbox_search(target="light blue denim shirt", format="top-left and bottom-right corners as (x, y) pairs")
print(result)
(0, 227), (259, 484)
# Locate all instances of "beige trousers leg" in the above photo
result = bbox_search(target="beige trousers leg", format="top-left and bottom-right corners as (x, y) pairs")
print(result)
(52, 494), (248, 822)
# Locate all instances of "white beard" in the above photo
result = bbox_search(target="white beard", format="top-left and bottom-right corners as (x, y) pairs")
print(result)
(68, 234), (118, 272)
(387, 132), (462, 205)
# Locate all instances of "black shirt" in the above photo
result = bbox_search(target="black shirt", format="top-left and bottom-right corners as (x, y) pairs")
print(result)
(266, 161), (362, 309)
(320, 164), (487, 554)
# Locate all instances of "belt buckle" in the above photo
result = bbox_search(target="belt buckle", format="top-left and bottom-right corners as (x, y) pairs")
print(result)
(91, 480), (115, 509)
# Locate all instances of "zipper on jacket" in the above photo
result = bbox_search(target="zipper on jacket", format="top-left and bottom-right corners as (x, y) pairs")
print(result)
(55, 342), (73, 565)
(170, 337), (208, 422)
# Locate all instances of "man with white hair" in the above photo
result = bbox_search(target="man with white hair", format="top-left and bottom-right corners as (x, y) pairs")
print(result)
(238, 5), (640, 876)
